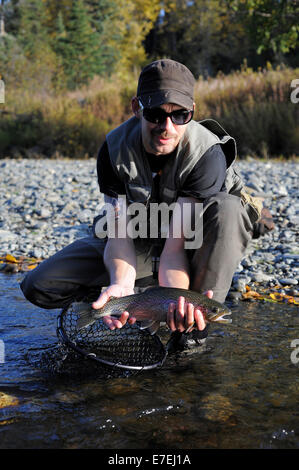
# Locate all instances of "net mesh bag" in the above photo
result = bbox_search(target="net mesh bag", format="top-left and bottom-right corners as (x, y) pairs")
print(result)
(56, 288), (167, 371)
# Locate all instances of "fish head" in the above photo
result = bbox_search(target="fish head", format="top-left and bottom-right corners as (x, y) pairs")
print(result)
(206, 304), (232, 323)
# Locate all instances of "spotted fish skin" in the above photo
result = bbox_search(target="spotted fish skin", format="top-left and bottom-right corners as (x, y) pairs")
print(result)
(75, 286), (232, 332)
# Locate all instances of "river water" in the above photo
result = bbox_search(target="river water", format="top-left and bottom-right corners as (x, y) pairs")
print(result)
(0, 272), (298, 449)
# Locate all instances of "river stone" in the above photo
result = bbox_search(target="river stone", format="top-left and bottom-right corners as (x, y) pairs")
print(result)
(252, 272), (274, 283)
(279, 279), (298, 286)
(0, 230), (18, 242)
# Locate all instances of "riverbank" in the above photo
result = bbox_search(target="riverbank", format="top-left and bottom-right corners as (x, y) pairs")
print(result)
(0, 158), (298, 301)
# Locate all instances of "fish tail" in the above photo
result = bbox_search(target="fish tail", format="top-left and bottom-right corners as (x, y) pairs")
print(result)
(76, 314), (96, 330)
(72, 302), (97, 330)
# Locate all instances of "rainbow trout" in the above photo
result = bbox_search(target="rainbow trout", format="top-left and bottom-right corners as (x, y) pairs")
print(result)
(75, 286), (232, 334)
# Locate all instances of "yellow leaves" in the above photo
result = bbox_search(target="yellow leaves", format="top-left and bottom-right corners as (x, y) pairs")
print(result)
(0, 254), (41, 272)
(105, 0), (161, 72)
(4, 254), (19, 263)
(26, 264), (38, 271)
(242, 285), (299, 305)
(269, 292), (284, 301)
(242, 289), (261, 299)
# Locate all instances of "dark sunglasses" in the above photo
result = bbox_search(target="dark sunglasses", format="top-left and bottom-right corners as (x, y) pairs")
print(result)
(138, 100), (193, 125)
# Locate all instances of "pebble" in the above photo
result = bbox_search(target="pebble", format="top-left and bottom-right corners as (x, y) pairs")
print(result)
(251, 272), (274, 283)
(279, 279), (298, 286)
(0, 230), (18, 242)
(0, 159), (298, 296)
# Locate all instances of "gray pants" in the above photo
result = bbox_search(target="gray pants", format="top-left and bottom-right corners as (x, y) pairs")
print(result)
(20, 192), (254, 308)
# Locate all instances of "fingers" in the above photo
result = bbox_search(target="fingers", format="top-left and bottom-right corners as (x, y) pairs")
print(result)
(176, 296), (186, 332)
(167, 297), (195, 333)
(204, 290), (213, 299)
(103, 311), (136, 330)
(185, 303), (195, 333)
(92, 284), (135, 310)
(92, 290), (110, 309)
(167, 302), (176, 331)
(194, 308), (206, 331)
(167, 295), (207, 332)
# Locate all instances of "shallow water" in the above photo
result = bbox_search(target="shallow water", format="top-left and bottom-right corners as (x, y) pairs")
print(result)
(0, 272), (298, 449)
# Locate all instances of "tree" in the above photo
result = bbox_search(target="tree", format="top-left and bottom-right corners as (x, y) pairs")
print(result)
(227, 0), (299, 55)
(112, 0), (161, 74)
(145, 0), (252, 77)
(86, 0), (161, 76)
(18, 0), (51, 57)
(54, 0), (106, 89)
(84, 0), (121, 74)
(2, 0), (23, 36)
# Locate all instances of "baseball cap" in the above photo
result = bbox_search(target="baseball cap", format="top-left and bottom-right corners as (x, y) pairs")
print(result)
(137, 59), (195, 109)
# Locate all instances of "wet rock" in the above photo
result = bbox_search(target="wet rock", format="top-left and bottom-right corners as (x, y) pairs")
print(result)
(1, 263), (19, 273)
(199, 393), (235, 423)
(251, 272), (274, 283)
(232, 276), (251, 292)
(227, 291), (242, 302)
(279, 278), (298, 286)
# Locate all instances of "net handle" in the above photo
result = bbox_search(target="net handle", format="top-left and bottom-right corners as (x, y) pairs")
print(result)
(56, 312), (167, 371)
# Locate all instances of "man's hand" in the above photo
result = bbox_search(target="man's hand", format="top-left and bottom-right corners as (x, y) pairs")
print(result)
(92, 284), (136, 330)
(167, 290), (213, 333)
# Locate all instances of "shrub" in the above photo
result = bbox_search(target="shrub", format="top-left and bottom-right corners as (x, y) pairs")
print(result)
(0, 66), (298, 158)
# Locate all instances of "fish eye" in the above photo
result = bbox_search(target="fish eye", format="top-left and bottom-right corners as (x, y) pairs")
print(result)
(211, 307), (219, 313)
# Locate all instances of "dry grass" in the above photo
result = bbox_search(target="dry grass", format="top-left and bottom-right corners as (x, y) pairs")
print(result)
(1, 66), (298, 158)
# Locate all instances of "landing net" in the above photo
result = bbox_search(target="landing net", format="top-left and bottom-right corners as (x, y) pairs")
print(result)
(57, 290), (167, 371)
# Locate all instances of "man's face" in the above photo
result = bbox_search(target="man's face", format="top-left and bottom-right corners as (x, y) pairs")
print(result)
(139, 103), (190, 156)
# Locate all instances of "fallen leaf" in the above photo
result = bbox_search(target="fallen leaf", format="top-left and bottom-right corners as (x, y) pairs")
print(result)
(242, 290), (261, 299)
(270, 293), (284, 301)
(26, 264), (38, 270)
(0, 392), (19, 409)
(5, 254), (18, 263)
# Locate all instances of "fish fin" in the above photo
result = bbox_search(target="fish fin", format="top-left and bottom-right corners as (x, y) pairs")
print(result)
(73, 302), (97, 330)
(138, 319), (160, 335)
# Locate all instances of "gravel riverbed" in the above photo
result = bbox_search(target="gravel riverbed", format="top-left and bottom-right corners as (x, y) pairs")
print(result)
(0, 158), (298, 296)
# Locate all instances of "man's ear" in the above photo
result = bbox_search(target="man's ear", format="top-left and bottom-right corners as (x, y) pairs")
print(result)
(132, 97), (141, 118)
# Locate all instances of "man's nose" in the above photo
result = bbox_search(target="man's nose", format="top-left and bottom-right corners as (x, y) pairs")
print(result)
(159, 116), (176, 133)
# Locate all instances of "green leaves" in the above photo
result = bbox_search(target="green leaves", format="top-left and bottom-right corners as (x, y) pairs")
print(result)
(52, 0), (105, 89)
(227, 0), (299, 55)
